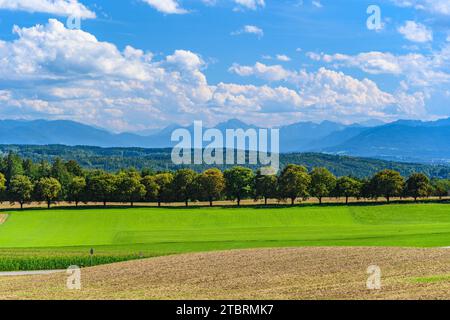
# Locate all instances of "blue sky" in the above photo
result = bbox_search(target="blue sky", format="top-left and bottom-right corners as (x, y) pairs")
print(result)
(0, 0), (449, 132)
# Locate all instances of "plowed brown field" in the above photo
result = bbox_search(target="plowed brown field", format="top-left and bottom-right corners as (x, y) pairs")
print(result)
(1, 247), (449, 300)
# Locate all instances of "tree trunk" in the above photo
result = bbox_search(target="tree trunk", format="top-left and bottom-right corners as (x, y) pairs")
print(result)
(131, 201), (134, 207)
(209, 199), (213, 207)
(75, 201), (79, 207)
(264, 197), (268, 206)
(291, 197), (295, 205)
(319, 197), (322, 205)
(345, 196), (349, 204)
(103, 201), (107, 207)
(386, 196), (390, 203)
(158, 201), (161, 207)
(237, 197), (241, 206)
(185, 200), (188, 207)
(20, 202), (23, 210)
(47, 200), (51, 209)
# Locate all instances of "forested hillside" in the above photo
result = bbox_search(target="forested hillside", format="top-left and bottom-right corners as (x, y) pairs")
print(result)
(0, 145), (449, 179)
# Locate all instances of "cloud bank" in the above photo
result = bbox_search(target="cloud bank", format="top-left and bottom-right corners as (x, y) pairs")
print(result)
(0, 19), (439, 132)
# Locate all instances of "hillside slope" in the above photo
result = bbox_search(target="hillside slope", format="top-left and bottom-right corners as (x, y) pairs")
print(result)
(325, 120), (450, 163)
(1, 145), (449, 178)
(2, 117), (450, 165)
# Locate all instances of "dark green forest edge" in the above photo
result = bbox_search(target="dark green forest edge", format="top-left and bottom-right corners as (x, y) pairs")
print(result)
(1, 152), (449, 209)
(1, 144), (450, 178)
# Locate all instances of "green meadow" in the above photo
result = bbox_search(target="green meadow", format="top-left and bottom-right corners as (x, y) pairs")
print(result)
(1, 203), (450, 271)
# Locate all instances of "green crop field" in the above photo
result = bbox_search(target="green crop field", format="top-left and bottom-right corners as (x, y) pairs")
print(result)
(0, 203), (449, 271)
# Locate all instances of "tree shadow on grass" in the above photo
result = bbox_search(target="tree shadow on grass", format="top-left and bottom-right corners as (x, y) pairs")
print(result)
(1, 198), (448, 213)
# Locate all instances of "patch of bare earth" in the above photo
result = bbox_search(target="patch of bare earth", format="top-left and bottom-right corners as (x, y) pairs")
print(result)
(0, 214), (8, 225)
(1, 247), (450, 300)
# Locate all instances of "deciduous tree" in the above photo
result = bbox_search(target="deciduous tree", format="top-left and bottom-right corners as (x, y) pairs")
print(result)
(309, 168), (336, 204)
(196, 168), (225, 206)
(171, 169), (198, 206)
(335, 176), (362, 204)
(371, 170), (405, 202)
(9, 175), (33, 209)
(278, 165), (311, 205)
(67, 176), (86, 207)
(153, 173), (174, 206)
(87, 173), (117, 206)
(431, 179), (450, 200)
(254, 170), (277, 205)
(141, 175), (159, 203)
(0, 173), (6, 202)
(35, 177), (62, 208)
(224, 167), (254, 206)
(406, 173), (432, 201)
(116, 171), (146, 206)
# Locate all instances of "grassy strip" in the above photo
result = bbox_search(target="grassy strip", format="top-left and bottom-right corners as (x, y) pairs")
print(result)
(413, 275), (450, 284)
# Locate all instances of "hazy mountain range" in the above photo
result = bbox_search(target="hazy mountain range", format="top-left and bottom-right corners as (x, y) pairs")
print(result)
(0, 118), (449, 164)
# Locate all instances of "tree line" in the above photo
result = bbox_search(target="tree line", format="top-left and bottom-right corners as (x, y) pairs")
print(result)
(0, 153), (449, 209)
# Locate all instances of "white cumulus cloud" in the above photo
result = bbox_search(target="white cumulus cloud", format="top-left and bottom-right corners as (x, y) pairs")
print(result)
(0, 0), (95, 18)
(233, 0), (265, 10)
(228, 62), (426, 118)
(314, 49), (450, 87)
(141, 0), (188, 14)
(276, 54), (291, 62)
(398, 21), (433, 43)
(231, 25), (264, 38)
(392, 0), (450, 16)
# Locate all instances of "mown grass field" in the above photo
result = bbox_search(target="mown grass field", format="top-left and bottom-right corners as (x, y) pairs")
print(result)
(0, 203), (450, 271)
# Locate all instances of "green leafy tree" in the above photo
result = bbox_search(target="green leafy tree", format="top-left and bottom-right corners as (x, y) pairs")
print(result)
(171, 169), (198, 206)
(254, 170), (277, 205)
(371, 170), (405, 202)
(51, 158), (72, 197)
(116, 171), (146, 206)
(36, 160), (52, 180)
(153, 173), (174, 206)
(65, 160), (84, 177)
(335, 177), (362, 204)
(431, 179), (450, 200)
(141, 175), (159, 203)
(196, 168), (225, 206)
(278, 164), (311, 205)
(406, 173), (432, 201)
(360, 178), (376, 200)
(141, 168), (156, 177)
(4, 153), (24, 184)
(22, 159), (39, 180)
(35, 177), (62, 208)
(224, 167), (255, 206)
(87, 173), (117, 206)
(309, 167), (337, 204)
(67, 176), (87, 207)
(0, 173), (6, 202)
(9, 175), (34, 209)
